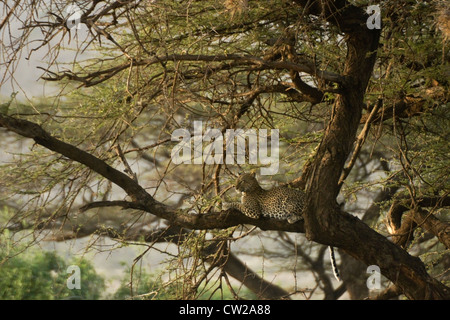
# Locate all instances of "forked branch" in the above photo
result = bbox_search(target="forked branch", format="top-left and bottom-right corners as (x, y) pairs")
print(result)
(0, 113), (305, 233)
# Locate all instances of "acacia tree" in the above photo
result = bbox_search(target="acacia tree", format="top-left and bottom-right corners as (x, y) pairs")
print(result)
(0, 0), (449, 299)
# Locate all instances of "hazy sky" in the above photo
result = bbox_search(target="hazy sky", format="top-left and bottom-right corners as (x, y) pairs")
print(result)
(1, 7), (93, 102)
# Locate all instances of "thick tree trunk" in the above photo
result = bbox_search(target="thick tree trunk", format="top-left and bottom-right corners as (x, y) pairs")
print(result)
(1, 0), (449, 300)
(294, 0), (450, 299)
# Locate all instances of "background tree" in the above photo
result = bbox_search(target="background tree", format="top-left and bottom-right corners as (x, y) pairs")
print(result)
(0, 228), (105, 300)
(0, 0), (449, 299)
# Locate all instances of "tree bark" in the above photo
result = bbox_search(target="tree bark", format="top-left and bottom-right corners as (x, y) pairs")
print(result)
(293, 0), (450, 300)
(1, 0), (449, 300)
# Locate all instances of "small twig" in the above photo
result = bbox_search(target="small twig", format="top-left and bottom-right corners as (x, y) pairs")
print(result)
(338, 98), (382, 189)
(115, 143), (138, 182)
(79, 200), (145, 212)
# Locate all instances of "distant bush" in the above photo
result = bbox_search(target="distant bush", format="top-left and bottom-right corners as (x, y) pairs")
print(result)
(0, 231), (105, 300)
(111, 265), (257, 300)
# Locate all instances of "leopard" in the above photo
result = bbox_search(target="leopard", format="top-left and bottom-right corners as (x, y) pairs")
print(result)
(225, 172), (341, 281)
(225, 172), (304, 224)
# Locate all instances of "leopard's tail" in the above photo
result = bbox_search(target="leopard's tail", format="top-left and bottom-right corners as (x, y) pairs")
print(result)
(329, 246), (340, 281)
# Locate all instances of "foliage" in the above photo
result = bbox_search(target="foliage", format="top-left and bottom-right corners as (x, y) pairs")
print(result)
(0, 231), (105, 300)
(0, 0), (449, 300)
(111, 265), (178, 300)
(111, 264), (257, 300)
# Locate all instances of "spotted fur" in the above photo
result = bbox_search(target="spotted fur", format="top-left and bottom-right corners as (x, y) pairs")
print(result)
(226, 172), (340, 281)
(227, 172), (304, 224)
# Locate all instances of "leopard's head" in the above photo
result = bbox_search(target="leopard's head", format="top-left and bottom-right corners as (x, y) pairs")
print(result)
(235, 172), (260, 193)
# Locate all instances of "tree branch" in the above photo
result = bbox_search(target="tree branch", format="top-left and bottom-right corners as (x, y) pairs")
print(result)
(45, 221), (292, 299)
(0, 114), (305, 233)
(338, 99), (382, 190)
(387, 196), (450, 231)
(0, 115), (150, 201)
(388, 198), (450, 249)
(292, 0), (450, 300)
(289, 70), (325, 104)
(412, 208), (450, 249)
(40, 54), (345, 87)
(79, 200), (146, 212)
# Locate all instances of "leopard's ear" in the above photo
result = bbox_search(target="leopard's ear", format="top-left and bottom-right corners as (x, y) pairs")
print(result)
(250, 169), (257, 177)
